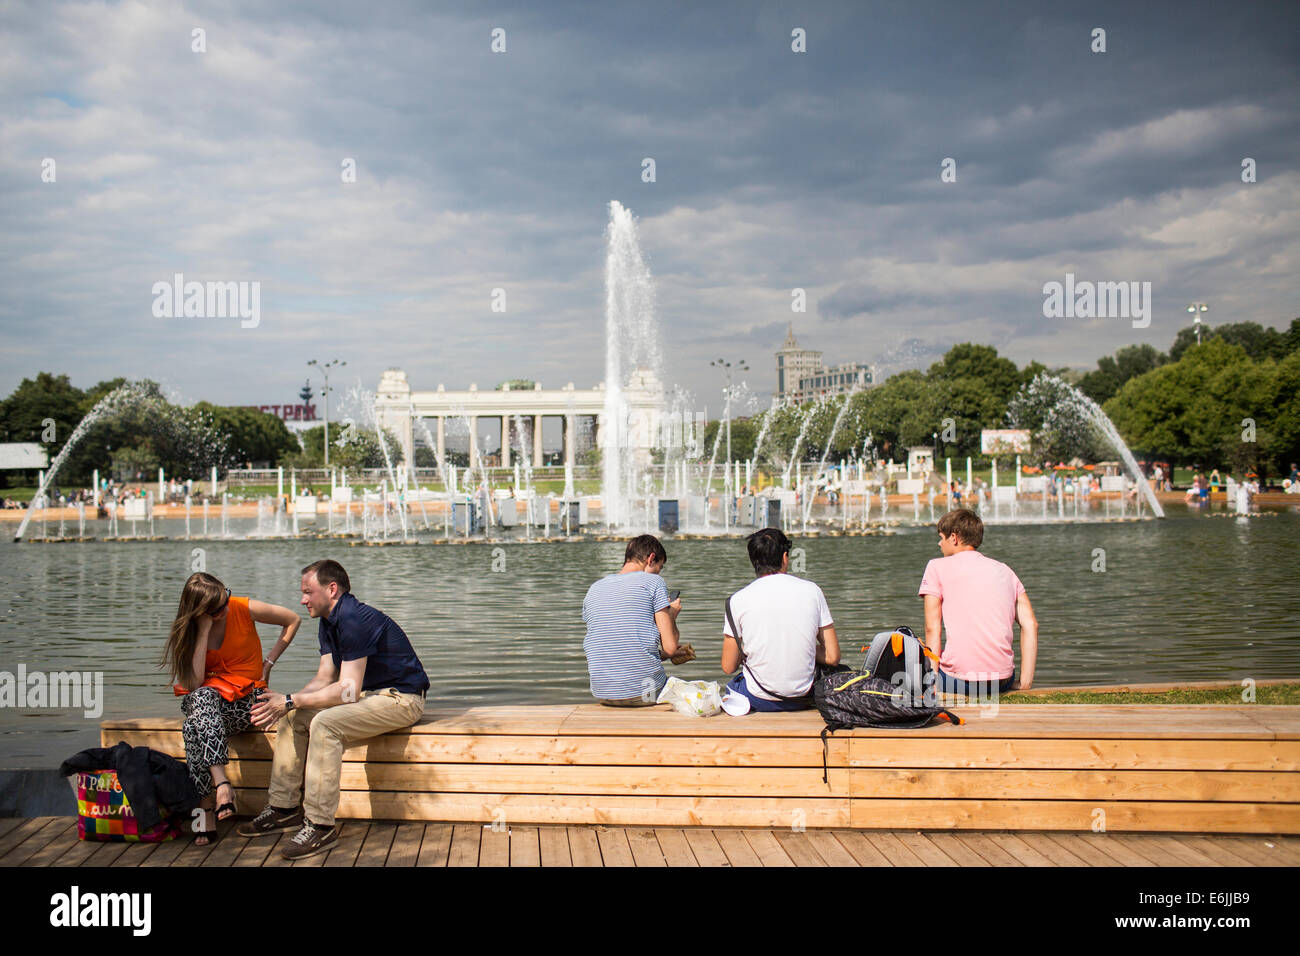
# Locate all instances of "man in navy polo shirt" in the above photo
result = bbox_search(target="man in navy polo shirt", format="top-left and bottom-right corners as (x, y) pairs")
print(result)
(238, 559), (428, 860)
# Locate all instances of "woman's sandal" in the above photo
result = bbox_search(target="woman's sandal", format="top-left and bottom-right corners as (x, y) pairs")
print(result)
(214, 780), (237, 822)
(194, 807), (218, 846)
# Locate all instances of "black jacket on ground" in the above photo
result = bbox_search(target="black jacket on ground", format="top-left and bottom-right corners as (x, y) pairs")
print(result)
(60, 741), (199, 829)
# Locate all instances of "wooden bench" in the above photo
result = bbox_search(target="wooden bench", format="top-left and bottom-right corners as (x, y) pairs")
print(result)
(101, 704), (1300, 833)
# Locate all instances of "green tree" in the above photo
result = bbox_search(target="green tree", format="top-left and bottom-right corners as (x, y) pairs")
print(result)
(0, 372), (85, 486)
(701, 416), (758, 462)
(1079, 344), (1165, 405)
(928, 344), (1021, 404)
(1267, 350), (1300, 473)
(286, 425), (403, 470)
(192, 403), (299, 465)
(1169, 320), (1298, 363)
(1104, 339), (1268, 469)
(1007, 374), (1110, 463)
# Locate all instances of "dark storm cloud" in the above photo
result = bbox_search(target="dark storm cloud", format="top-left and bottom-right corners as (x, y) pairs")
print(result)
(0, 0), (1296, 410)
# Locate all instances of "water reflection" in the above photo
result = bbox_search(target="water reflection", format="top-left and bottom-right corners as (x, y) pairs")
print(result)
(2, 511), (1298, 766)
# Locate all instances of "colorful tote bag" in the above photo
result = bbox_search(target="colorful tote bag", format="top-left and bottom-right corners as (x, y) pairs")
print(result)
(74, 769), (180, 843)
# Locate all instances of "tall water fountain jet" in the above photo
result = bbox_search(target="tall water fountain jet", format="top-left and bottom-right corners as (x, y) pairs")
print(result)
(12, 382), (189, 541)
(1010, 374), (1164, 519)
(803, 386), (862, 523)
(603, 201), (664, 530)
(346, 384), (410, 539)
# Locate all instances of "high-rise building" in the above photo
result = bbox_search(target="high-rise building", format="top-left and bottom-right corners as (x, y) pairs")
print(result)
(775, 324), (822, 404)
(774, 324), (874, 405)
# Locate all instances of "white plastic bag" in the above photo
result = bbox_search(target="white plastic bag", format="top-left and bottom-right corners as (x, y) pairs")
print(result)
(656, 677), (723, 717)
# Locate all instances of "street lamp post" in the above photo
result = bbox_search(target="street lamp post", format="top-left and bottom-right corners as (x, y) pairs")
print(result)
(710, 358), (749, 476)
(1186, 303), (1209, 345)
(307, 358), (346, 468)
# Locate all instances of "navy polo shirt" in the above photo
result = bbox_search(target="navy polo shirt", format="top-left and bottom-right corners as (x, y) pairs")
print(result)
(317, 592), (429, 695)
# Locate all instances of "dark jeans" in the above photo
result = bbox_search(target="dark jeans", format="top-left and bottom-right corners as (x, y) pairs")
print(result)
(936, 667), (1015, 699)
(726, 673), (813, 712)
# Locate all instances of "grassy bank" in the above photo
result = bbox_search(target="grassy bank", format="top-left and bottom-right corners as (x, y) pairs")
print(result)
(1001, 683), (1300, 705)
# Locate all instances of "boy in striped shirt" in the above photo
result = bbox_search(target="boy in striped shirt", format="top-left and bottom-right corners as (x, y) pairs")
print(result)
(583, 535), (692, 705)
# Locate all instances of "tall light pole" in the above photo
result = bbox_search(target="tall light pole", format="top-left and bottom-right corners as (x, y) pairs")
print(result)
(307, 358), (346, 467)
(1186, 303), (1209, 345)
(710, 358), (749, 471)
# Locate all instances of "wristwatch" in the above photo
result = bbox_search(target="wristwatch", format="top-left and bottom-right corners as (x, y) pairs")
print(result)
(285, 693), (295, 712)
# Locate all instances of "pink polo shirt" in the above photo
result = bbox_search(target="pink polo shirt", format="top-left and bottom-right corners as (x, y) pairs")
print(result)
(918, 550), (1024, 680)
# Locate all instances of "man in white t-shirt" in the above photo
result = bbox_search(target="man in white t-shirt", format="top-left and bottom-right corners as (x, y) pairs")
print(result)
(721, 528), (840, 712)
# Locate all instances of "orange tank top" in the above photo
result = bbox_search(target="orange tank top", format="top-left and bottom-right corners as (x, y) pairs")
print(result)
(173, 596), (267, 701)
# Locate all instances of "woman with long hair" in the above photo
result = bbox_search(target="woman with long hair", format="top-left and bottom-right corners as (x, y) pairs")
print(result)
(164, 572), (301, 844)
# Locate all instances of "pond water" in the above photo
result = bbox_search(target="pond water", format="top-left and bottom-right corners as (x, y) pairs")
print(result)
(1, 504), (1297, 767)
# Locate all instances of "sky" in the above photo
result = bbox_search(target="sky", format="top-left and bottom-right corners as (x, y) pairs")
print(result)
(1, 0), (1298, 425)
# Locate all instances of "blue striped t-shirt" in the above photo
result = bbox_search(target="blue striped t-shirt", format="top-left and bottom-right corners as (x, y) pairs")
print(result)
(582, 571), (671, 700)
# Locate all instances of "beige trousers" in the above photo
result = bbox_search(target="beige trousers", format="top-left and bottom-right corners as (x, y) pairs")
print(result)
(267, 688), (425, 826)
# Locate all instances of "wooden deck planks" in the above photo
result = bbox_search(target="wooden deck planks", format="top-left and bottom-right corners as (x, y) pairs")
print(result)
(834, 829), (897, 867)
(594, 827), (635, 867)
(953, 833), (1023, 867)
(538, 826), (572, 867)
(447, 824), (482, 867)
(20, 820), (83, 868)
(743, 829), (796, 867)
(416, 823), (453, 867)
(509, 827), (541, 867)
(567, 827), (603, 866)
(356, 823), (397, 866)
(0, 817), (56, 861)
(895, 831), (960, 867)
(625, 828), (667, 866)
(805, 830), (861, 867)
(1039, 833), (1117, 867)
(386, 823), (425, 867)
(478, 826), (511, 867)
(654, 827), (698, 866)
(863, 831), (928, 866)
(714, 829), (764, 867)
(0, 818), (69, 866)
(771, 830), (827, 867)
(683, 829), (730, 867)
(1216, 836), (1300, 866)
(317, 822), (368, 868)
(17, 816), (1285, 866)
(922, 831), (991, 867)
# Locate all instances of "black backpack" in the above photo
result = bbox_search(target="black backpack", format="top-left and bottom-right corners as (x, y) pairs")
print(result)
(813, 627), (962, 783)
(860, 625), (941, 704)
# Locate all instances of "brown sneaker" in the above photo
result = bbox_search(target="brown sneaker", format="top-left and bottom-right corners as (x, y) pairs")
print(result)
(279, 821), (340, 860)
(235, 805), (304, 837)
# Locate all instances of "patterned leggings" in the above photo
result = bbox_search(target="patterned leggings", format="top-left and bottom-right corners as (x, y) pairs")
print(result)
(180, 687), (256, 799)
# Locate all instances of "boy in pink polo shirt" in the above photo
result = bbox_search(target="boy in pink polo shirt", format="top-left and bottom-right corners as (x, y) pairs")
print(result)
(918, 509), (1038, 697)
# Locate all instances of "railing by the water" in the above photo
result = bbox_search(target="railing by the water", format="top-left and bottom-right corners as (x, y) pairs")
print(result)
(223, 466), (598, 487)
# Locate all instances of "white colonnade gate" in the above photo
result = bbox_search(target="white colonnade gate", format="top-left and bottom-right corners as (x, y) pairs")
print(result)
(373, 368), (664, 475)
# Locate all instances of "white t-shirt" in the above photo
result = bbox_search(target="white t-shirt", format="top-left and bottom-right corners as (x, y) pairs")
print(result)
(722, 573), (833, 701)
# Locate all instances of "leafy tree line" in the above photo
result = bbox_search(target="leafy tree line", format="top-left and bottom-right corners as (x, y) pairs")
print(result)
(4, 317), (1295, 487)
(0, 374), (402, 488)
(1077, 319), (1300, 405)
(703, 344), (1055, 468)
(704, 318), (1300, 478)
